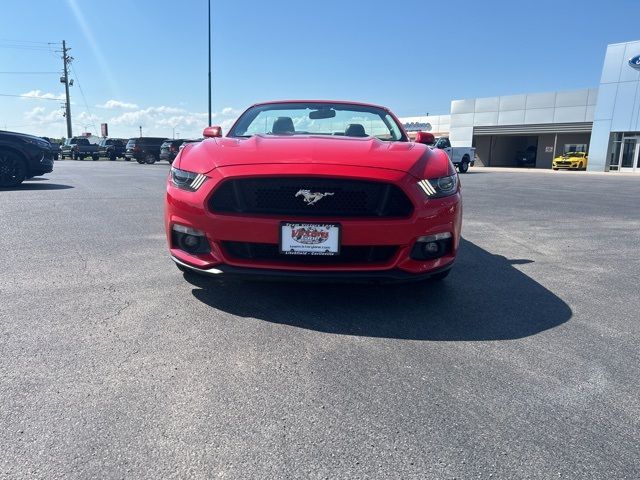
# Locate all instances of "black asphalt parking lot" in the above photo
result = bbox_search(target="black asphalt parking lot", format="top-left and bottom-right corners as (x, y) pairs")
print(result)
(1, 161), (639, 479)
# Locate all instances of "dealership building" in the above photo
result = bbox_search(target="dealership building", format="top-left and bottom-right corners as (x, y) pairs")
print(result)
(402, 40), (640, 172)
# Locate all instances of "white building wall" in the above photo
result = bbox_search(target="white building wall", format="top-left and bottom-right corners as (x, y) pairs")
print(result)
(588, 40), (640, 171)
(449, 88), (597, 148)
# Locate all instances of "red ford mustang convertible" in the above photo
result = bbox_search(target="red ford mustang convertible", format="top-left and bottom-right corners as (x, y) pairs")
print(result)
(165, 100), (462, 282)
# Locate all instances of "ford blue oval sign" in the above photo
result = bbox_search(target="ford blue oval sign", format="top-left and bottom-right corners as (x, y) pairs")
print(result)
(630, 55), (640, 70)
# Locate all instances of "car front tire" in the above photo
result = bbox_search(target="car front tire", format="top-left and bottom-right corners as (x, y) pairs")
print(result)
(0, 150), (27, 188)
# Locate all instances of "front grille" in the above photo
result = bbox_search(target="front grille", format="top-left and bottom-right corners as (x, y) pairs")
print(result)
(222, 241), (398, 265)
(209, 177), (414, 217)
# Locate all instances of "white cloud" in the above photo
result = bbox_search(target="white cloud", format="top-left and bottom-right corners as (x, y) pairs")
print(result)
(74, 111), (100, 130)
(23, 106), (65, 126)
(96, 99), (139, 110)
(219, 118), (237, 133)
(153, 106), (185, 114)
(156, 114), (208, 128)
(106, 104), (240, 138)
(21, 90), (66, 100)
(221, 107), (240, 116)
(11, 99), (241, 139)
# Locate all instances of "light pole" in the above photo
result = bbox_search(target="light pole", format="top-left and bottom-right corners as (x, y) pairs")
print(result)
(139, 125), (142, 137)
(208, 0), (212, 126)
(61, 40), (73, 138)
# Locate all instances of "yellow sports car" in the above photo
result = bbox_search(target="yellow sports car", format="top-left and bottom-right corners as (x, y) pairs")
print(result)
(552, 152), (588, 170)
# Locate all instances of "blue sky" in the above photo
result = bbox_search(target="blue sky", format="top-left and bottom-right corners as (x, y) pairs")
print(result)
(0, 0), (638, 139)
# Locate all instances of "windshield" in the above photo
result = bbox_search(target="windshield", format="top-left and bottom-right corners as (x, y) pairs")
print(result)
(228, 102), (406, 142)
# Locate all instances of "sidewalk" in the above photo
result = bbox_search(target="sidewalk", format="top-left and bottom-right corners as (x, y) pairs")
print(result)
(471, 166), (640, 176)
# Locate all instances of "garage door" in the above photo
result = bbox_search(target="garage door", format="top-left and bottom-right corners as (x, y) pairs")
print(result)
(474, 122), (592, 136)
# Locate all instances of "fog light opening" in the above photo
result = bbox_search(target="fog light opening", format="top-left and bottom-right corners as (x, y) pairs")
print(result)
(423, 242), (440, 255)
(183, 235), (200, 248)
(171, 224), (210, 254)
(172, 224), (205, 236)
(410, 232), (452, 261)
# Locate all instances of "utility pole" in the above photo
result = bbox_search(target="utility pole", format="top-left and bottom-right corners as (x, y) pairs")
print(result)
(61, 40), (73, 138)
(208, 0), (212, 126)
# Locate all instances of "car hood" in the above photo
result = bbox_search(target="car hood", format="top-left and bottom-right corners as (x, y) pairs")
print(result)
(176, 135), (451, 179)
(0, 130), (48, 143)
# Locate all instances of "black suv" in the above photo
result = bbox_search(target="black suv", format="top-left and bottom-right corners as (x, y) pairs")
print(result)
(125, 137), (168, 164)
(98, 138), (127, 161)
(159, 139), (190, 164)
(0, 130), (55, 187)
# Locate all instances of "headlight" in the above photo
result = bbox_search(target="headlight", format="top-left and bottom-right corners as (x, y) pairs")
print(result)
(170, 166), (207, 191)
(417, 174), (458, 198)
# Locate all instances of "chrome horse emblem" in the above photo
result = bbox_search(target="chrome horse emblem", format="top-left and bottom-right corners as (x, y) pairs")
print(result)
(295, 189), (334, 206)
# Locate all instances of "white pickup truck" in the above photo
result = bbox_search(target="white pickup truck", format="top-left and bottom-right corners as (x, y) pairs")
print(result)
(433, 137), (476, 173)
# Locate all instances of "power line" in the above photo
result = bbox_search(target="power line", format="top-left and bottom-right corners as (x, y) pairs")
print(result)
(3, 122), (65, 129)
(0, 44), (53, 51)
(0, 39), (55, 44)
(0, 93), (63, 101)
(0, 71), (58, 74)
(69, 63), (96, 130)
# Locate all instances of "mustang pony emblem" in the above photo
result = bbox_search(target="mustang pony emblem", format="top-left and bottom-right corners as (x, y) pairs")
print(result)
(295, 189), (334, 205)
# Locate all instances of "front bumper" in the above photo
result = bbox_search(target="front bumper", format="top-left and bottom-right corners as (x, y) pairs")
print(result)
(30, 152), (54, 174)
(172, 255), (454, 283)
(553, 164), (581, 169)
(165, 164), (462, 278)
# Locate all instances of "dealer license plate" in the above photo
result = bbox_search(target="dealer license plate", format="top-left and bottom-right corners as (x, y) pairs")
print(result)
(280, 223), (340, 256)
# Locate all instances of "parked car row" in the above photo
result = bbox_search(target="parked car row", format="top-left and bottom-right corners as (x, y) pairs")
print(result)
(125, 137), (204, 164)
(42, 136), (202, 164)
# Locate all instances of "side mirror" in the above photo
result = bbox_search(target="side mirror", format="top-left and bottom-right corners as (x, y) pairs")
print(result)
(415, 131), (435, 145)
(203, 126), (222, 138)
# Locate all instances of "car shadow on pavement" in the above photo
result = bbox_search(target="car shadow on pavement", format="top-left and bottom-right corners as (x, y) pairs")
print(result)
(187, 239), (572, 341)
(1, 183), (74, 191)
